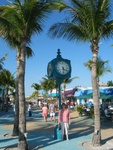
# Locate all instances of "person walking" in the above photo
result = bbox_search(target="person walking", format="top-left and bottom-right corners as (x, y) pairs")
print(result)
(42, 103), (48, 122)
(49, 102), (56, 122)
(38, 100), (42, 108)
(58, 103), (71, 141)
(28, 102), (32, 117)
(104, 106), (113, 121)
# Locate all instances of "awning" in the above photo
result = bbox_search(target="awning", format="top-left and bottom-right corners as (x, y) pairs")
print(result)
(63, 89), (76, 97)
(77, 92), (111, 100)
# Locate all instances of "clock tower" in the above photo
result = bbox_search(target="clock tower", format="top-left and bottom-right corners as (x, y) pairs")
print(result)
(47, 49), (71, 109)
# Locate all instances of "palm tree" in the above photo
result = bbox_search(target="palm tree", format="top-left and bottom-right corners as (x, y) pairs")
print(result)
(31, 83), (41, 98)
(0, 0), (59, 149)
(48, 0), (113, 146)
(0, 69), (15, 112)
(107, 80), (113, 86)
(40, 75), (56, 100)
(0, 54), (7, 71)
(84, 57), (112, 95)
(0, 9), (35, 136)
(62, 76), (78, 100)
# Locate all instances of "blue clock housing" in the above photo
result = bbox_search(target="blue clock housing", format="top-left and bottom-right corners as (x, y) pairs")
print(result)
(47, 49), (71, 80)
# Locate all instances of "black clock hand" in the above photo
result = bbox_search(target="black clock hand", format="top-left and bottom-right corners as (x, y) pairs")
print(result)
(62, 67), (68, 71)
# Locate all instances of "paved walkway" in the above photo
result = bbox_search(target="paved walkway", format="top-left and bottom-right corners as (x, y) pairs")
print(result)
(0, 107), (113, 150)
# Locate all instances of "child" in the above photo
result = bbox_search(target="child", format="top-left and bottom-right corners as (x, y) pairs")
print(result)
(42, 103), (48, 122)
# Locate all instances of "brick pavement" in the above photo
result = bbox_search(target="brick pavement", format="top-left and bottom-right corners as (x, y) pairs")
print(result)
(0, 108), (113, 150)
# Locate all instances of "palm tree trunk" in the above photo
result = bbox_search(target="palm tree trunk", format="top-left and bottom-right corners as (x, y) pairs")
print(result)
(50, 89), (52, 100)
(97, 77), (100, 98)
(91, 51), (101, 146)
(1, 89), (5, 111)
(12, 53), (20, 136)
(12, 90), (19, 136)
(58, 83), (62, 110)
(5, 88), (9, 112)
(18, 41), (29, 150)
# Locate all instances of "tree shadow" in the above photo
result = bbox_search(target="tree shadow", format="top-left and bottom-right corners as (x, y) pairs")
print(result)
(25, 117), (94, 149)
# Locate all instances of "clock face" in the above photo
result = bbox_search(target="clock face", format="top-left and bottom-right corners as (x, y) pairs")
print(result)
(56, 61), (70, 75)
(47, 63), (52, 76)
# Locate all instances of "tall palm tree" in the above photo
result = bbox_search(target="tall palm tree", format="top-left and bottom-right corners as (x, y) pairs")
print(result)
(0, 8), (34, 137)
(0, 0), (59, 149)
(48, 0), (113, 146)
(84, 57), (112, 95)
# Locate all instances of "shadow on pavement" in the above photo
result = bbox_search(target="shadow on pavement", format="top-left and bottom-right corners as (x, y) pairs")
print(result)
(0, 108), (113, 150)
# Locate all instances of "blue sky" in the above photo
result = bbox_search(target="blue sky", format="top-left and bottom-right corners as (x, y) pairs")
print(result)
(0, 0), (113, 97)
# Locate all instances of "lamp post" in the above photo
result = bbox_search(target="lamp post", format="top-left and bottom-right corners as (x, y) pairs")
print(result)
(47, 49), (71, 110)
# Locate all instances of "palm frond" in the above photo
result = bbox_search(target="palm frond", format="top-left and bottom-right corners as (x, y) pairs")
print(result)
(48, 0), (113, 43)
(26, 46), (35, 58)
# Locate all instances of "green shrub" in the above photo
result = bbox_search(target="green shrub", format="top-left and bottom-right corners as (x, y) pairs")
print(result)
(89, 108), (94, 118)
(77, 105), (83, 115)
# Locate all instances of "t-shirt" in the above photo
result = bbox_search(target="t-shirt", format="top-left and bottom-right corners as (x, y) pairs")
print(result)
(28, 104), (32, 111)
(104, 109), (110, 117)
(49, 104), (55, 113)
(39, 101), (41, 106)
(58, 109), (70, 123)
(42, 106), (48, 113)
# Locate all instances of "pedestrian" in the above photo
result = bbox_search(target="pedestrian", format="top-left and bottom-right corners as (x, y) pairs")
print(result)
(42, 103), (48, 122)
(13, 102), (15, 112)
(38, 100), (42, 108)
(28, 102), (32, 117)
(67, 100), (71, 108)
(49, 102), (56, 122)
(58, 103), (71, 141)
(104, 106), (113, 121)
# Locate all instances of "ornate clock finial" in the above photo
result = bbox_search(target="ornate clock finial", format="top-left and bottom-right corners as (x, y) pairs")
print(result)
(57, 49), (61, 55)
(57, 49), (62, 58)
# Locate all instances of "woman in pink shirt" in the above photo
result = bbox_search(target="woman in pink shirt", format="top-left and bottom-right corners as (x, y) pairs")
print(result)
(58, 103), (70, 140)
(42, 103), (48, 122)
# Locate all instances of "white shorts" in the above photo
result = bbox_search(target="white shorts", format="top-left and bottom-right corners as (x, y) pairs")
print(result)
(60, 121), (69, 135)
(50, 112), (55, 117)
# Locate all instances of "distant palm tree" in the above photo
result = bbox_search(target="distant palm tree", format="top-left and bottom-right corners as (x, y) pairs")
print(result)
(84, 57), (112, 94)
(0, 69), (15, 112)
(40, 76), (50, 98)
(0, 54), (7, 71)
(31, 83), (41, 97)
(107, 80), (113, 86)
(40, 75), (56, 100)
(48, 0), (113, 146)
